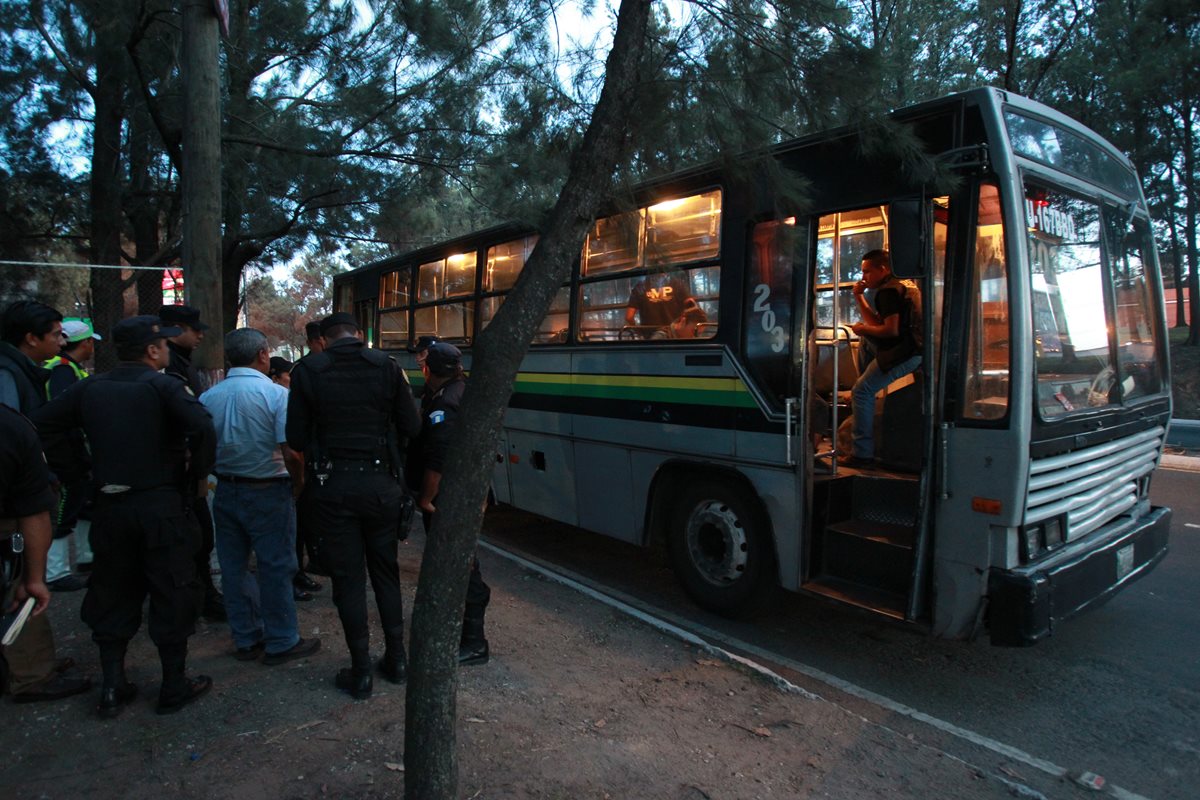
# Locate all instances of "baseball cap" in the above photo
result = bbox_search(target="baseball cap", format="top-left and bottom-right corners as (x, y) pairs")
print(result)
(62, 320), (102, 343)
(268, 356), (293, 377)
(159, 304), (210, 332)
(318, 311), (358, 336)
(408, 335), (439, 353)
(112, 316), (182, 348)
(424, 342), (462, 376)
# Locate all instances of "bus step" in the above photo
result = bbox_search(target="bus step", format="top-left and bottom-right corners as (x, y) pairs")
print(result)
(801, 576), (906, 620)
(821, 519), (914, 596)
(850, 476), (919, 527)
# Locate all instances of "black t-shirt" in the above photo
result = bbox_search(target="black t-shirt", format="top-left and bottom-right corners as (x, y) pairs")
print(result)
(868, 284), (916, 371)
(628, 276), (689, 327)
(0, 405), (56, 519)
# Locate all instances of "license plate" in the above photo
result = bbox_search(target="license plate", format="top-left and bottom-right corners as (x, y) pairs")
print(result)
(1116, 544), (1135, 580)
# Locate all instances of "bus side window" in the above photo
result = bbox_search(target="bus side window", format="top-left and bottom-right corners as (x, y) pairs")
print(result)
(414, 251), (478, 343)
(579, 267), (719, 342)
(962, 182), (1009, 421)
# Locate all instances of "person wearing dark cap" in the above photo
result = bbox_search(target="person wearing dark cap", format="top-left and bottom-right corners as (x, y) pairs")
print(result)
(158, 304), (225, 622)
(406, 342), (492, 666)
(33, 315), (217, 717)
(0, 299), (92, 704)
(42, 320), (103, 591)
(292, 320), (330, 584)
(286, 311), (421, 699)
(268, 356), (293, 389)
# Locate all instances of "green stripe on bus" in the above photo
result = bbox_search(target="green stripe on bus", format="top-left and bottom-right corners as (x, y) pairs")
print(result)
(512, 373), (758, 409)
(406, 369), (759, 409)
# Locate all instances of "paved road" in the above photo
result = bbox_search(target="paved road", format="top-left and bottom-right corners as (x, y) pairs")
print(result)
(481, 462), (1200, 800)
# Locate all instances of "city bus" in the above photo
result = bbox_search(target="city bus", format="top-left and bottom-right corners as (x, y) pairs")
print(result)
(332, 87), (1172, 646)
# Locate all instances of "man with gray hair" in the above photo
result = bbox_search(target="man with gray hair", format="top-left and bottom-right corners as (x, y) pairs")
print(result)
(199, 329), (319, 666)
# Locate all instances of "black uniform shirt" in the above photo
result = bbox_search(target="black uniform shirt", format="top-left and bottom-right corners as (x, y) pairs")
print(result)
(0, 405), (56, 519)
(417, 376), (466, 476)
(165, 341), (204, 396)
(32, 362), (216, 493)
(286, 337), (421, 459)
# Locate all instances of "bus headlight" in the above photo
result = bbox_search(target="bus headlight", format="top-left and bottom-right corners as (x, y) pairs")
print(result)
(1021, 525), (1043, 562)
(1043, 516), (1065, 549)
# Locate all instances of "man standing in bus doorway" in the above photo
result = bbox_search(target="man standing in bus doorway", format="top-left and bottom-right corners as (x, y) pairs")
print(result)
(841, 250), (922, 467)
(408, 342), (492, 666)
(159, 304), (226, 623)
(286, 312), (421, 699)
(42, 319), (103, 592)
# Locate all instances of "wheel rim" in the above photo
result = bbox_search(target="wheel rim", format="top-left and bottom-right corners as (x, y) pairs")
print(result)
(684, 499), (749, 586)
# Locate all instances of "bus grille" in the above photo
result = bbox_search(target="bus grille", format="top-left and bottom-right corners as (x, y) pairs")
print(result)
(1025, 426), (1164, 541)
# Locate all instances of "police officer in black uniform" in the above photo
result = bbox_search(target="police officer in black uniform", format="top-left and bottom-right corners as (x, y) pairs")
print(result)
(33, 316), (217, 717)
(286, 312), (421, 700)
(159, 304), (225, 622)
(408, 342), (491, 665)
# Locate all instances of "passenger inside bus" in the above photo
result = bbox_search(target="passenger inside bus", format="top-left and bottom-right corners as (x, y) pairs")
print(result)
(840, 249), (922, 467)
(624, 272), (707, 339)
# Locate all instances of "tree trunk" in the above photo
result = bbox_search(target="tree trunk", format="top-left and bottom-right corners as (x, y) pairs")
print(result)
(1183, 94), (1199, 346)
(130, 93), (165, 315)
(181, 0), (224, 376)
(88, 3), (129, 372)
(402, 2), (653, 797)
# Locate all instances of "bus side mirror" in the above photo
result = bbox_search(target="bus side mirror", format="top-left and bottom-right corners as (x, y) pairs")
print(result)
(889, 199), (926, 278)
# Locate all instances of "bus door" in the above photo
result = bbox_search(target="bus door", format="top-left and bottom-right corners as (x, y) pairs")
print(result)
(796, 201), (944, 621)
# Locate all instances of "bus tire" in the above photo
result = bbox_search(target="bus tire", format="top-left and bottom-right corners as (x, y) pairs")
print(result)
(667, 479), (773, 615)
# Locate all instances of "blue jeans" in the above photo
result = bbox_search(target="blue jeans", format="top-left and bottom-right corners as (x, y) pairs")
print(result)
(851, 354), (922, 459)
(213, 480), (299, 653)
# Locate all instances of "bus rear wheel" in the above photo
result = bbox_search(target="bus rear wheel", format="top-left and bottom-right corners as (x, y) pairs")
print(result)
(667, 480), (772, 615)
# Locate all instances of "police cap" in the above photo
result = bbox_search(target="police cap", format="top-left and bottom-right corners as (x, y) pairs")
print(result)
(112, 315), (182, 348)
(159, 304), (210, 332)
(408, 335), (439, 353)
(268, 356), (293, 377)
(424, 342), (462, 376)
(319, 312), (358, 336)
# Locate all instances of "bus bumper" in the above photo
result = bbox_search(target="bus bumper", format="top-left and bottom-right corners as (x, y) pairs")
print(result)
(986, 505), (1171, 647)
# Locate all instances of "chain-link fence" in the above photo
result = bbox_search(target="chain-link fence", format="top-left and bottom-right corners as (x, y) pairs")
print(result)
(1, 261), (185, 371)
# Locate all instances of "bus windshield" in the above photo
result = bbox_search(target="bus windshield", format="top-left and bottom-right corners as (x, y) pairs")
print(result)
(1027, 183), (1164, 419)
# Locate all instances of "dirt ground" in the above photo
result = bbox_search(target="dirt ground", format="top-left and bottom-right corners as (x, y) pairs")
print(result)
(4, 518), (1056, 800)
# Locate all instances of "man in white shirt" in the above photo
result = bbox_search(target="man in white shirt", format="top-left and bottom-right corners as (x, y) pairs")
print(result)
(200, 329), (319, 665)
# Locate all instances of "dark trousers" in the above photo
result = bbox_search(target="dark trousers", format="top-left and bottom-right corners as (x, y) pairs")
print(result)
(193, 496), (219, 600)
(313, 472), (406, 659)
(421, 509), (490, 613)
(295, 481), (319, 572)
(82, 489), (202, 648)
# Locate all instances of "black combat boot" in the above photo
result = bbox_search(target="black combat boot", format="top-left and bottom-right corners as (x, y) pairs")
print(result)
(156, 642), (212, 715)
(335, 637), (373, 699)
(458, 605), (489, 666)
(97, 643), (138, 719)
(377, 627), (406, 684)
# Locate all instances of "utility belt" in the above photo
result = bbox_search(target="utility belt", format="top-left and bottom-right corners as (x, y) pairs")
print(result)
(312, 456), (393, 486)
